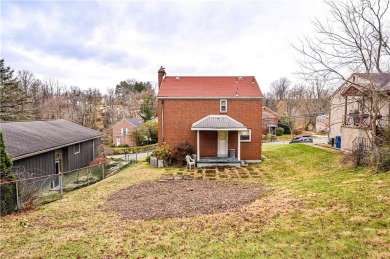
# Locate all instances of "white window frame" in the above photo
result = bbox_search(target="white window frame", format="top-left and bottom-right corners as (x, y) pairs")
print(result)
(74, 143), (80, 154)
(240, 129), (252, 142)
(121, 128), (128, 134)
(220, 99), (227, 113)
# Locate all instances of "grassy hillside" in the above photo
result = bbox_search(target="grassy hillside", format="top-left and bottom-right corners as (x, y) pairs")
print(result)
(1, 144), (389, 258)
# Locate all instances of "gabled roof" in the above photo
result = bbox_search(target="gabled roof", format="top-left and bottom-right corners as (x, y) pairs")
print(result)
(158, 76), (263, 98)
(125, 118), (143, 127)
(332, 72), (390, 98)
(355, 73), (390, 90)
(262, 106), (278, 116)
(0, 119), (104, 160)
(191, 115), (247, 131)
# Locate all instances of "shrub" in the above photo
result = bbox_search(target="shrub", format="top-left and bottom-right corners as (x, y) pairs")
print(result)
(145, 155), (151, 163)
(151, 143), (172, 164)
(276, 127), (284, 136)
(118, 144), (129, 148)
(0, 130), (17, 215)
(172, 141), (193, 166)
(89, 157), (110, 166)
(262, 134), (270, 142)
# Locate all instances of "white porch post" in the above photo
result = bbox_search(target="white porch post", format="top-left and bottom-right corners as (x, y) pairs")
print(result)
(237, 131), (241, 161)
(197, 130), (200, 161)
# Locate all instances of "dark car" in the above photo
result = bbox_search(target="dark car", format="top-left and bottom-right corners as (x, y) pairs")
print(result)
(289, 135), (313, 143)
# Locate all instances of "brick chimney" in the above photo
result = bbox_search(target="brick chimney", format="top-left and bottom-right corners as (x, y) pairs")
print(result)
(158, 66), (166, 89)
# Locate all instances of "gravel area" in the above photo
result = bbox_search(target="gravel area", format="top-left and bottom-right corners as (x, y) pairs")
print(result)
(104, 177), (264, 220)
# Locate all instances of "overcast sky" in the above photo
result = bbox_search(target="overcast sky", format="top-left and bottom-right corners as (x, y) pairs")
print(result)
(1, 0), (327, 94)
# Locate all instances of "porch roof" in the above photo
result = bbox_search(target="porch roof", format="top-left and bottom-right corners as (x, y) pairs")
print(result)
(191, 115), (247, 131)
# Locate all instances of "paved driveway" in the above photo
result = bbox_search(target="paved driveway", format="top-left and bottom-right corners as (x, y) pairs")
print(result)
(263, 136), (329, 145)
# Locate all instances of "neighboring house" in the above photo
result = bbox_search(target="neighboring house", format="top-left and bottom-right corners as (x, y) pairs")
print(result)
(316, 114), (330, 132)
(329, 73), (390, 151)
(0, 119), (103, 177)
(112, 118), (143, 146)
(157, 67), (263, 167)
(262, 106), (278, 135)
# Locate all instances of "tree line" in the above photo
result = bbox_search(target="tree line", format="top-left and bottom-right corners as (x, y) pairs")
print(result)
(264, 76), (333, 134)
(0, 59), (157, 131)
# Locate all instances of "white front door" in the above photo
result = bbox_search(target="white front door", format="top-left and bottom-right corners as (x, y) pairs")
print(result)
(218, 131), (228, 157)
(116, 137), (121, 146)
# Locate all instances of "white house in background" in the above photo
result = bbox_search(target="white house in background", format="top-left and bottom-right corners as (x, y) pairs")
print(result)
(329, 73), (390, 151)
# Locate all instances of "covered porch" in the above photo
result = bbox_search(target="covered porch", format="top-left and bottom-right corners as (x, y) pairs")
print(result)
(191, 115), (247, 168)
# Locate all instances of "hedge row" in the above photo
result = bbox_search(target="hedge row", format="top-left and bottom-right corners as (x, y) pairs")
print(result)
(112, 144), (158, 155)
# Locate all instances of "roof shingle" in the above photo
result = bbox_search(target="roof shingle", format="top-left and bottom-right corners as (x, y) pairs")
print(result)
(157, 76), (263, 98)
(0, 119), (103, 159)
(191, 115), (247, 130)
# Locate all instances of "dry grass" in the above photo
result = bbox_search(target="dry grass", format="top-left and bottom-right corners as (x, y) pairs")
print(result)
(1, 144), (389, 258)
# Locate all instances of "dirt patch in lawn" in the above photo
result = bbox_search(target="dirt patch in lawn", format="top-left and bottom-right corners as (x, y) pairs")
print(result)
(104, 177), (264, 220)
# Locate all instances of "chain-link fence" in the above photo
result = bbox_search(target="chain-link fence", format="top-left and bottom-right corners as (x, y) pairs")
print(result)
(1, 161), (134, 215)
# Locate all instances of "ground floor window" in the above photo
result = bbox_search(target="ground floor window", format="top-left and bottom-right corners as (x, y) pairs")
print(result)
(240, 129), (251, 142)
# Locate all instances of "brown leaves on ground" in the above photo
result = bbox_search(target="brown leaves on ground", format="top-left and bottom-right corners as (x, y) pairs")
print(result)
(104, 178), (264, 220)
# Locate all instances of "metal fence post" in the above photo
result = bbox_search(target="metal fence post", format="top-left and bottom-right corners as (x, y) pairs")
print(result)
(102, 163), (105, 179)
(87, 168), (89, 186)
(59, 172), (63, 196)
(15, 182), (20, 211)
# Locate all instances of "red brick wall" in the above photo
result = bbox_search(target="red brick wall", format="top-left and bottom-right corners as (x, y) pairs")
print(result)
(158, 98), (262, 160)
(112, 120), (137, 146)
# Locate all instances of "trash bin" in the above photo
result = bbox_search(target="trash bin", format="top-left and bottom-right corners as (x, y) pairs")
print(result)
(335, 136), (341, 149)
(229, 149), (235, 158)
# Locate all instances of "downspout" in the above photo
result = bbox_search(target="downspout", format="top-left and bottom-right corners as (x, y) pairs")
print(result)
(161, 98), (165, 143)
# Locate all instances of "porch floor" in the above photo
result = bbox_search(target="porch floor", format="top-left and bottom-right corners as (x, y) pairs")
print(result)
(197, 157), (241, 167)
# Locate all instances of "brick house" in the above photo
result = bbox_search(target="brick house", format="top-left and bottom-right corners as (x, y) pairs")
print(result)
(156, 67), (263, 167)
(262, 106), (278, 135)
(315, 114), (330, 132)
(112, 118), (143, 146)
(329, 73), (390, 151)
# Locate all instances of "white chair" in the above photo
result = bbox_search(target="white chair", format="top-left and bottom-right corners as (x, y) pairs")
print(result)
(185, 155), (195, 170)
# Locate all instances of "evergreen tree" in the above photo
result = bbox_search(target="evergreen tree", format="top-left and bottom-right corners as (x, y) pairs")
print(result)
(0, 129), (17, 215)
(0, 59), (32, 121)
(138, 92), (156, 122)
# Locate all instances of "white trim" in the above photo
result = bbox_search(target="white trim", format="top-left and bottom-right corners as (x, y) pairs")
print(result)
(237, 131), (241, 160)
(240, 129), (252, 142)
(220, 99), (227, 113)
(192, 127), (247, 131)
(197, 130), (200, 162)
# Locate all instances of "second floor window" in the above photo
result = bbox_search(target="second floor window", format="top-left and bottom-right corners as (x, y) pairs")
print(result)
(121, 128), (128, 134)
(220, 99), (227, 113)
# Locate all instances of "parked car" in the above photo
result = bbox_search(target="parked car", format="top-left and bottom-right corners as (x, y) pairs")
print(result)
(289, 135), (313, 143)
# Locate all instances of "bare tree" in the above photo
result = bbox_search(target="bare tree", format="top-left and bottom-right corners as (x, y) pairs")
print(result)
(270, 77), (291, 101)
(294, 0), (390, 168)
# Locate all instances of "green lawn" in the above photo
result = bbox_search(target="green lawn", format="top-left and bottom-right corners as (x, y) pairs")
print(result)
(1, 145), (389, 258)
